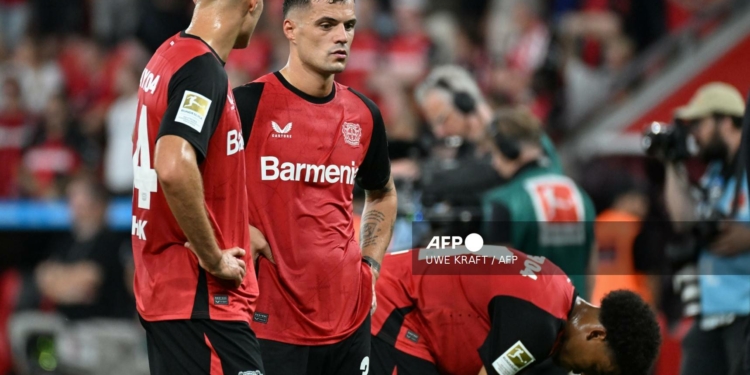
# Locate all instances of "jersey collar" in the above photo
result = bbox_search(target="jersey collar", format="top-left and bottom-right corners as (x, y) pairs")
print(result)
(179, 31), (226, 66)
(274, 71), (336, 104)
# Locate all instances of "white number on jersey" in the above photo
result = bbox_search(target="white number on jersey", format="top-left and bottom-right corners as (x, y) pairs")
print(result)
(360, 357), (369, 375)
(520, 256), (545, 280)
(133, 105), (158, 209)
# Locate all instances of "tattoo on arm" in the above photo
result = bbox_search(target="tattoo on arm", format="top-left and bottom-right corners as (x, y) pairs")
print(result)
(365, 184), (394, 199)
(361, 210), (386, 248)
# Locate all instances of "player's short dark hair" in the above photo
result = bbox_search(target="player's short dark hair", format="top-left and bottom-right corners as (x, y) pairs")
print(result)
(283, 0), (352, 17)
(600, 290), (661, 375)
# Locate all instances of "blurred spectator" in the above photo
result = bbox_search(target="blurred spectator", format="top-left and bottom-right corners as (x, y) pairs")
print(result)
(486, 0), (522, 60)
(489, 0), (550, 107)
(383, 0), (431, 85)
(58, 38), (111, 113)
(103, 64), (138, 196)
(135, 0), (192, 52)
(226, 19), (274, 86)
(504, 0), (550, 75)
(421, 12), (460, 65)
(32, 175), (133, 320)
(0, 77), (30, 198)
(560, 11), (634, 128)
(29, 0), (86, 37)
(91, 0), (140, 46)
(13, 36), (63, 114)
(18, 94), (88, 199)
(336, 0), (382, 96)
(0, 0), (29, 51)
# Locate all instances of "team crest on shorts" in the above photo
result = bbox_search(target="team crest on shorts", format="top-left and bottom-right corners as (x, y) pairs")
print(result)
(342, 122), (361, 146)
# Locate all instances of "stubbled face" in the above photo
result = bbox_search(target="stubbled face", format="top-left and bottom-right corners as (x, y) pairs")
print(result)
(421, 89), (467, 139)
(690, 116), (727, 162)
(287, 0), (356, 74)
(234, 0), (264, 48)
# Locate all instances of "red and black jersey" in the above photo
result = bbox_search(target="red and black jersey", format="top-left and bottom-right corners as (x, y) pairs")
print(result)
(372, 248), (576, 375)
(131, 32), (256, 323)
(233, 72), (391, 345)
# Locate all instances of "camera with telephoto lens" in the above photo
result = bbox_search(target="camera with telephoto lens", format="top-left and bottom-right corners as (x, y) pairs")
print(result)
(641, 121), (697, 162)
(665, 210), (725, 266)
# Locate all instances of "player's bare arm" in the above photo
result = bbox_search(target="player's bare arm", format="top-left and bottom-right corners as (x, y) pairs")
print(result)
(154, 135), (246, 287)
(249, 224), (274, 264)
(477, 366), (487, 375)
(361, 176), (398, 276)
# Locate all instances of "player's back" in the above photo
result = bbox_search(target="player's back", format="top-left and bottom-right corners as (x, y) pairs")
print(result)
(373, 248), (575, 375)
(131, 32), (255, 323)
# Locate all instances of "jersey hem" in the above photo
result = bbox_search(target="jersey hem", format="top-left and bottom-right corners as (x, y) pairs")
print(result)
(385, 337), (435, 365)
(138, 312), (253, 323)
(255, 311), (370, 346)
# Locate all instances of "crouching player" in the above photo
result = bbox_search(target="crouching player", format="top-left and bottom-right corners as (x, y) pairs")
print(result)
(370, 247), (661, 375)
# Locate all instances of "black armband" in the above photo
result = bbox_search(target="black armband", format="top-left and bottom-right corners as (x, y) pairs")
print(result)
(362, 256), (381, 274)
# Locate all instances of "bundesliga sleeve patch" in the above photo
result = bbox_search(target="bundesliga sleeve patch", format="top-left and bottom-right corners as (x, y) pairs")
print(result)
(492, 341), (535, 375)
(175, 90), (212, 132)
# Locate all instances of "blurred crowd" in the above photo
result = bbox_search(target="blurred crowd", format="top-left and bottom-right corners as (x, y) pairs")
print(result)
(0, 0), (733, 200)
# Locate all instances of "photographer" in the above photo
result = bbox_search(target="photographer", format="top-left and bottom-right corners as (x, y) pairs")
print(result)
(656, 82), (750, 375)
(414, 66), (562, 215)
(414, 66), (505, 209)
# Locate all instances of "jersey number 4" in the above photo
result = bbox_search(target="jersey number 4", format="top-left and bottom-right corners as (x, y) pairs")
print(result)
(133, 104), (158, 209)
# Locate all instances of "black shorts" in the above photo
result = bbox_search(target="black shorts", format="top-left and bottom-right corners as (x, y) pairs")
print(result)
(370, 336), (438, 375)
(259, 316), (370, 375)
(139, 316), (264, 375)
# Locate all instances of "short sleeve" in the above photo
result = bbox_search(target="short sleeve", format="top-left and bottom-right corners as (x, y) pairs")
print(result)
(484, 202), (513, 245)
(348, 88), (391, 190)
(157, 53), (228, 163)
(478, 296), (564, 375)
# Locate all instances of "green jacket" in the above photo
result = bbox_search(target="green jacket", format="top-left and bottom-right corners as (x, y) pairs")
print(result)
(482, 163), (595, 295)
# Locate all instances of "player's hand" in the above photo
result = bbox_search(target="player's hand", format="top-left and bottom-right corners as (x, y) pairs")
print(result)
(710, 221), (750, 256)
(187, 243), (247, 288)
(250, 225), (275, 265)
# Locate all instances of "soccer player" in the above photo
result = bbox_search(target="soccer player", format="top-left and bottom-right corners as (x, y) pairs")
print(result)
(130, 0), (264, 374)
(232, 0), (397, 374)
(370, 248), (661, 375)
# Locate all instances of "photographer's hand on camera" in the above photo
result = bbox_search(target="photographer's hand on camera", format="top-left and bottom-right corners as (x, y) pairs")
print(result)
(709, 221), (750, 256)
(664, 161), (699, 232)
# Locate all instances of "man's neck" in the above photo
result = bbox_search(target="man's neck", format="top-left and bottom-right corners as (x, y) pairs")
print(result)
(185, 8), (239, 62)
(280, 57), (335, 98)
(74, 220), (103, 242)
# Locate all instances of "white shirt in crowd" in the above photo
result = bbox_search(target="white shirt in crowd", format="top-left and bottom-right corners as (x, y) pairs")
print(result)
(104, 93), (137, 194)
